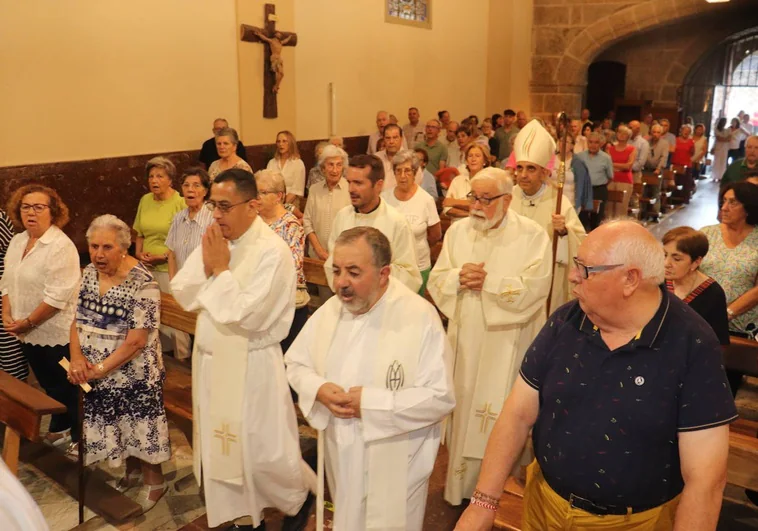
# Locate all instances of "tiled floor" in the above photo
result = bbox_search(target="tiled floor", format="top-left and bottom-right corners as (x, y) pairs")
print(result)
(17, 179), (758, 530)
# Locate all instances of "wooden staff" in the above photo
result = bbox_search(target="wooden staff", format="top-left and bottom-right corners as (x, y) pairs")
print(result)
(546, 112), (570, 317)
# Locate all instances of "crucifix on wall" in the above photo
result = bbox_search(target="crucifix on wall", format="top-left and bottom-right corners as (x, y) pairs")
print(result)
(240, 3), (298, 119)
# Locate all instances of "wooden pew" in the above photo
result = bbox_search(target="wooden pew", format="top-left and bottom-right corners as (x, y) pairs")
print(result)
(304, 257), (329, 287)
(724, 335), (758, 377)
(0, 370), (67, 475)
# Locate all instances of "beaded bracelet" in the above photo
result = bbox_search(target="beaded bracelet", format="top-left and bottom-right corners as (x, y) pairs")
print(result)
(472, 488), (500, 506)
(470, 497), (498, 512)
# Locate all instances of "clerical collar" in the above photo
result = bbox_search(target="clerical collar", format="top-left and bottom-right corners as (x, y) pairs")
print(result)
(521, 184), (547, 207)
(354, 198), (381, 215)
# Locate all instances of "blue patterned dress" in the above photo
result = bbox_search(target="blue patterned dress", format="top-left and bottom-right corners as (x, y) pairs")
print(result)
(76, 262), (170, 467)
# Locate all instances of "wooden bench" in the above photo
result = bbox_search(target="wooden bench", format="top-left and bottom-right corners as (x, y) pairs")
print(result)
(0, 369), (66, 476)
(724, 335), (758, 377)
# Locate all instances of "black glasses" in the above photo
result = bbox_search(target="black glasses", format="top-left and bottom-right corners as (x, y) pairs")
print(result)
(466, 192), (507, 206)
(573, 257), (623, 279)
(20, 203), (50, 214)
(204, 200), (250, 213)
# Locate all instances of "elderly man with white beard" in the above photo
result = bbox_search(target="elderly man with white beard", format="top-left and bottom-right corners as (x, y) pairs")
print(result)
(285, 227), (455, 530)
(428, 167), (552, 506)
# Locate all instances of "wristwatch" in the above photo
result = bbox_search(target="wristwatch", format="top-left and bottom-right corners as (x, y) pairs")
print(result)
(97, 362), (106, 373)
(727, 308), (735, 320)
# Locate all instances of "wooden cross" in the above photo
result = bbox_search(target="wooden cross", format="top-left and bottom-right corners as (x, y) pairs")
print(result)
(240, 3), (298, 119)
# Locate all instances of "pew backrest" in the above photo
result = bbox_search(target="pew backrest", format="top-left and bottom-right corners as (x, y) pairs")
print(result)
(0, 370), (66, 442)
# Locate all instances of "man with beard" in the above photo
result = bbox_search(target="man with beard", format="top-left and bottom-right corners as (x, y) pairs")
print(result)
(285, 227), (455, 531)
(324, 154), (421, 293)
(428, 166), (552, 507)
(510, 120), (586, 313)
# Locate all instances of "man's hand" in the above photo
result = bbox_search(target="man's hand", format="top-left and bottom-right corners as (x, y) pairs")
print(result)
(316, 382), (355, 419)
(202, 224), (231, 277)
(551, 213), (567, 236)
(347, 386), (362, 419)
(460, 262), (487, 291)
(454, 505), (496, 531)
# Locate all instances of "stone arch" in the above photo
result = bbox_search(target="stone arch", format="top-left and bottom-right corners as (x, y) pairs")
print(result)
(532, 0), (736, 117)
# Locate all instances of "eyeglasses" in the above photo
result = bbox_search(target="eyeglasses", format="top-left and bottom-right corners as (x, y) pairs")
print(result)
(204, 200), (249, 213)
(721, 198), (742, 208)
(573, 257), (624, 279)
(257, 190), (281, 196)
(466, 192), (507, 206)
(394, 167), (415, 175)
(20, 203), (50, 214)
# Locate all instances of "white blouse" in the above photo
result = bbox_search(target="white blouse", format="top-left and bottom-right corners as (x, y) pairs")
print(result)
(267, 157), (306, 198)
(0, 225), (80, 346)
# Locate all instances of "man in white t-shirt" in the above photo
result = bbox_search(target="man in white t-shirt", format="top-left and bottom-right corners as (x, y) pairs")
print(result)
(381, 150), (441, 294)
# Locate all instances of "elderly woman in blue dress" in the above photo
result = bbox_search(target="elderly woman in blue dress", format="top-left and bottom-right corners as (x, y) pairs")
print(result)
(67, 215), (170, 512)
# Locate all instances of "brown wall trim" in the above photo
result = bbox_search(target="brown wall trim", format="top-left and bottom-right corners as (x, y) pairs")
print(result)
(0, 135), (369, 251)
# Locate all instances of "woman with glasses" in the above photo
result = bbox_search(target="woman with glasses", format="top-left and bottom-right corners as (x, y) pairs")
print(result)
(1, 184), (80, 456)
(382, 150), (441, 295)
(700, 182), (758, 395)
(444, 143), (492, 222)
(164, 167), (213, 359)
(252, 170), (309, 355)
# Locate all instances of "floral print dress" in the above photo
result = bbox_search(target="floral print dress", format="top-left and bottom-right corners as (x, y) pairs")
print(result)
(700, 224), (758, 335)
(76, 262), (170, 467)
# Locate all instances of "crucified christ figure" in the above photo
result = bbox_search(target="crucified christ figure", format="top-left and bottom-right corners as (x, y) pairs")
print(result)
(254, 29), (294, 93)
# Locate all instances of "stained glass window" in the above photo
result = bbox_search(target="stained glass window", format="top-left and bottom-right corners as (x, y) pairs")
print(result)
(386, 0), (431, 29)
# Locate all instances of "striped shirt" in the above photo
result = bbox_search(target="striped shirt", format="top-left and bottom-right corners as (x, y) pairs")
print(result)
(0, 210), (26, 380)
(165, 207), (214, 271)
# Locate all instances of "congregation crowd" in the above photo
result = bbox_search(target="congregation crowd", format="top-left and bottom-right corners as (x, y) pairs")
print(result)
(2, 106), (758, 531)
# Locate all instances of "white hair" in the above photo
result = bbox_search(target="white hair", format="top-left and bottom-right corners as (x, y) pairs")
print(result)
(602, 219), (665, 284)
(470, 167), (514, 195)
(86, 214), (132, 250)
(391, 149), (420, 172)
(319, 144), (349, 169)
(254, 169), (286, 197)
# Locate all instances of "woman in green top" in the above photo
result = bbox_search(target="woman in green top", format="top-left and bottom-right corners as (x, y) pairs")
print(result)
(134, 156), (186, 288)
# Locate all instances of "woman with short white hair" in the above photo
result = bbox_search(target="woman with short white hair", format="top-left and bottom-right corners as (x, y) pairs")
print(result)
(68, 214), (170, 511)
(253, 170), (309, 353)
(382, 150), (441, 294)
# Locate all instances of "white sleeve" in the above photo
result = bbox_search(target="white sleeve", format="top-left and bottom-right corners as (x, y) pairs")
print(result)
(284, 314), (332, 430)
(389, 218), (422, 293)
(290, 159), (306, 197)
(427, 230), (461, 319)
(426, 194), (441, 226)
(170, 246), (212, 312)
(480, 229), (552, 326)
(360, 310), (455, 442)
(196, 247), (295, 333)
(42, 238), (80, 310)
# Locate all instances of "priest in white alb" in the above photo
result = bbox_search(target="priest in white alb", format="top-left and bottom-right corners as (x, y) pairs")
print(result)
(324, 154), (422, 293)
(428, 166), (552, 506)
(171, 169), (315, 531)
(286, 227), (455, 530)
(510, 120), (586, 313)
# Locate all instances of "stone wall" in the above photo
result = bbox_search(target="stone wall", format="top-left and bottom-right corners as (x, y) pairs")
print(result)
(530, 0), (749, 118)
(596, 11), (758, 108)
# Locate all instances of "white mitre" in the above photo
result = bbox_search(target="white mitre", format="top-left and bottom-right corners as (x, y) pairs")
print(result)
(513, 119), (556, 169)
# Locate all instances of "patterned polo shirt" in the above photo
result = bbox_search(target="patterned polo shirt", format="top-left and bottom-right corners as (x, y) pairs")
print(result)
(520, 289), (737, 509)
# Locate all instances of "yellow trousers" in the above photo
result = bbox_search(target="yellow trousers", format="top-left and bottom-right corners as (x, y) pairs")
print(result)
(522, 461), (681, 530)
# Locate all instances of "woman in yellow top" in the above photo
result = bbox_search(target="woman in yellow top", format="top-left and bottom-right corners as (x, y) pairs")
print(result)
(133, 157), (186, 352)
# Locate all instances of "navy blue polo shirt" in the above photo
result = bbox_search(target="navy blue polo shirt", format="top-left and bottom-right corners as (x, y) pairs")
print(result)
(520, 289), (737, 509)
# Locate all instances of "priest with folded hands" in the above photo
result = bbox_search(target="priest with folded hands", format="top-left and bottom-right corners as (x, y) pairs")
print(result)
(285, 226), (455, 531)
(171, 168), (315, 531)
